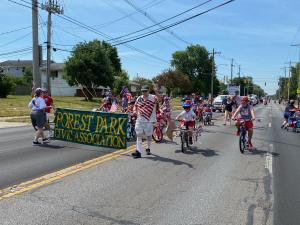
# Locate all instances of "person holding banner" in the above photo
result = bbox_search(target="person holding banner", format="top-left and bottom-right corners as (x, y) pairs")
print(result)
(28, 88), (48, 145)
(132, 85), (161, 158)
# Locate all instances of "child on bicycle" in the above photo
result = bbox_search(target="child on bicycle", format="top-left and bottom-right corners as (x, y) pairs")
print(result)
(175, 100), (196, 144)
(232, 96), (256, 150)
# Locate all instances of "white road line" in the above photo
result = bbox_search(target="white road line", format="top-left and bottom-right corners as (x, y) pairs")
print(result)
(265, 144), (274, 175)
(268, 123), (272, 128)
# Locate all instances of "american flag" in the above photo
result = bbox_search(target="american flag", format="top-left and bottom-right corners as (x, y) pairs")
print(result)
(135, 96), (157, 121)
(110, 103), (118, 112)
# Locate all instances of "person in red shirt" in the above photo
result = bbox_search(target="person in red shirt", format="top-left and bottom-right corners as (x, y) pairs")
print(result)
(42, 89), (54, 137)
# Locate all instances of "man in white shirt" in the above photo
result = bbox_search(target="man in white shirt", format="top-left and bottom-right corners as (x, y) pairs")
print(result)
(132, 85), (161, 158)
(28, 88), (47, 145)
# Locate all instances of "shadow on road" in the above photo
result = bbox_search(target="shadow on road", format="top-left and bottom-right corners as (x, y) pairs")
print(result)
(175, 147), (219, 157)
(252, 148), (280, 157)
(145, 153), (194, 168)
(36, 144), (65, 149)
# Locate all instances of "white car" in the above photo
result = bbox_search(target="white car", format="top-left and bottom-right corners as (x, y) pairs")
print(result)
(213, 95), (228, 112)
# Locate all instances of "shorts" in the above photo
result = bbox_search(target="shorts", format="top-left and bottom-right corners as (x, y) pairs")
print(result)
(179, 120), (195, 129)
(238, 119), (253, 130)
(135, 122), (154, 137)
(284, 112), (290, 120)
(30, 110), (46, 129)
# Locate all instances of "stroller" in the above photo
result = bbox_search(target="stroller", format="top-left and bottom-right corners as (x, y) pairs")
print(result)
(286, 109), (300, 132)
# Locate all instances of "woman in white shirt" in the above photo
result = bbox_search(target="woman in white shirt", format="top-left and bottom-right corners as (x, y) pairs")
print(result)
(28, 88), (47, 145)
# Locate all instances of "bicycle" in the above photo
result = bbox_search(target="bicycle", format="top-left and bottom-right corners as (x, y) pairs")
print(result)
(126, 115), (136, 141)
(238, 119), (249, 154)
(175, 123), (203, 153)
(152, 111), (169, 143)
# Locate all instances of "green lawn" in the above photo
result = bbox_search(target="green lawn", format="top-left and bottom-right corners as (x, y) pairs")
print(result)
(0, 95), (183, 119)
(0, 95), (102, 117)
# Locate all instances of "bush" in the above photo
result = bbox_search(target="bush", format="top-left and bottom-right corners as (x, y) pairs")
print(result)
(0, 74), (16, 98)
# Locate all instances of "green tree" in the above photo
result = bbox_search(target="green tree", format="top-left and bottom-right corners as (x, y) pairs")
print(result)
(132, 75), (154, 93)
(153, 69), (192, 96)
(23, 67), (33, 84)
(0, 74), (16, 98)
(290, 62), (300, 99)
(64, 40), (121, 98)
(171, 44), (219, 96)
(113, 70), (130, 94)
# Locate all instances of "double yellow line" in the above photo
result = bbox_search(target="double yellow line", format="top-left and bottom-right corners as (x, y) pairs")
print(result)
(0, 144), (142, 201)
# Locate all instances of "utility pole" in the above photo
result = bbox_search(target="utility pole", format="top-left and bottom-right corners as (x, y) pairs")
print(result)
(230, 58), (234, 83)
(32, 0), (40, 89)
(210, 49), (221, 103)
(41, 0), (64, 95)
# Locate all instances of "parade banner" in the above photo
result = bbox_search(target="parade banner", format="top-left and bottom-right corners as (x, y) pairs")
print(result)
(53, 108), (128, 149)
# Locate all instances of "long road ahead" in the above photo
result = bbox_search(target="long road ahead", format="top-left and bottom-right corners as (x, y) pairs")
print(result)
(0, 103), (299, 225)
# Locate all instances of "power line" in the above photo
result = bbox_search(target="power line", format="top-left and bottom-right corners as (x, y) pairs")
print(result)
(109, 0), (213, 42)
(123, 0), (192, 45)
(91, 0), (167, 29)
(104, 0), (182, 49)
(0, 32), (32, 48)
(0, 25), (32, 37)
(8, 0), (169, 64)
(112, 0), (235, 46)
(7, 0), (31, 9)
(0, 47), (33, 57)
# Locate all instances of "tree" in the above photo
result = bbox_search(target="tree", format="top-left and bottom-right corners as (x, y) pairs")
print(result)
(23, 68), (33, 84)
(231, 76), (266, 97)
(113, 70), (130, 94)
(64, 40), (121, 98)
(290, 62), (299, 99)
(171, 44), (219, 96)
(0, 74), (16, 98)
(132, 75), (154, 92)
(153, 69), (192, 96)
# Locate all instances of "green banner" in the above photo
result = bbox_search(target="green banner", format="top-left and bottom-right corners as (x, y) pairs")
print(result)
(53, 108), (128, 149)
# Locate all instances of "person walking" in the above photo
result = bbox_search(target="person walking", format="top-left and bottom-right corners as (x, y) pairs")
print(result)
(223, 96), (233, 125)
(28, 88), (48, 145)
(132, 85), (161, 158)
(42, 88), (54, 138)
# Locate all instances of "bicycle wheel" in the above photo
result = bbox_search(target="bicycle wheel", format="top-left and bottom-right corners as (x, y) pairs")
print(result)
(239, 133), (245, 154)
(185, 132), (190, 150)
(152, 126), (163, 143)
(180, 132), (185, 152)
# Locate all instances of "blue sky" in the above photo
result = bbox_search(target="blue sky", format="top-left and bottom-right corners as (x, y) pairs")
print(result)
(1, 0), (300, 94)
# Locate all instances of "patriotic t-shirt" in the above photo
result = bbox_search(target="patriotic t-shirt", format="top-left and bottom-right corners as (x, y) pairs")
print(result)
(135, 94), (158, 123)
(42, 96), (53, 113)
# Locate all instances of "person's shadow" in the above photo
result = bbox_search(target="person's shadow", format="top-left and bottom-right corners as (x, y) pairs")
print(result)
(175, 147), (219, 157)
(145, 153), (194, 168)
(251, 148), (280, 157)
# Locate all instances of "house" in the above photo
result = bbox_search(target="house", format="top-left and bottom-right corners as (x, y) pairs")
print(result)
(40, 63), (110, 97)
(0, 60), (33, 77)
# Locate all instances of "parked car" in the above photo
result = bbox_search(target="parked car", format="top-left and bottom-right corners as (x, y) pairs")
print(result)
(213, 95), (228, 112)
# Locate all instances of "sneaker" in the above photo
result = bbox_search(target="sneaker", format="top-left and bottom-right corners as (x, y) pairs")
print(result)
(146, 148), (151, 155)
(132, 151), (141, 158)
(33, 141), (41, 145)
(248, 142), (253, 151)
(42, 138), (49, 144)
(281, 125), (284, 129)
(236, 130), (240, 136)
(223, 123), (226, 126)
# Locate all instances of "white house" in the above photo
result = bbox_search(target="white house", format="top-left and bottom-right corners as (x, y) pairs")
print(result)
(0, 60), (33, 77)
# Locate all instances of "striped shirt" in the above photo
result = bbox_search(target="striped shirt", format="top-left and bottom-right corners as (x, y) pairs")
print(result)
(135, 94), (158, 122)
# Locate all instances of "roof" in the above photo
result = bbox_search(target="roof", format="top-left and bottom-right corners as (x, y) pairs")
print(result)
(0, 60), (33, 67)
(40, 63), (64, 71)
(0, 60), (49, 68)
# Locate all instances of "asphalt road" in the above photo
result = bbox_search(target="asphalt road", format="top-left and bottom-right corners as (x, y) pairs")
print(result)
(0, 103), (299, 225)
(0, 126), (135, 190)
